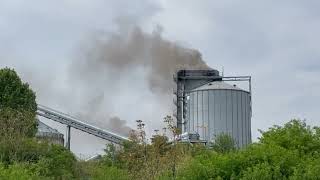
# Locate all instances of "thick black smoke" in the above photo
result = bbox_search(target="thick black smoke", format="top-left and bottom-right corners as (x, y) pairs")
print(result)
(68, 25), (210, 136)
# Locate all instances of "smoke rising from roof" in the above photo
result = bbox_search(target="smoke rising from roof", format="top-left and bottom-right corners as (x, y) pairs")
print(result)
(68, 24), (210, 136)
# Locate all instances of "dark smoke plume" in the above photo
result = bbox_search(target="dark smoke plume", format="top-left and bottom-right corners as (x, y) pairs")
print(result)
(69, 25), (210, 135)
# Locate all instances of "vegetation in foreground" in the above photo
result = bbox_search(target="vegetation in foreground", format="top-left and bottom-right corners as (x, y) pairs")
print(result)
(1, 67), (320, 179)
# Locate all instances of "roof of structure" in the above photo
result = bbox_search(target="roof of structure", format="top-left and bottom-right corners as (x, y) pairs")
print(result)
(192, 81), (246, 92)
(36, 120), (62, 135)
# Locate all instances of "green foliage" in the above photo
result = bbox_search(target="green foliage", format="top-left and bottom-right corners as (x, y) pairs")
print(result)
(0, 118), (311, 180)
(0, 68), (37, 112)
(33, 145), (76, 179)
(92, 119), (320, 180)
(163, 115), (181, 136)
(115, 116), (195, 179)
(0, 163), (40, 180)
(98, 126), (195, 180)
(74, 160), (130, 180)
(0, 68), (37, 137)
(0, 138), (48, 164)
(241, 163), (278, 180)
(169, 119), (320, 180)
(92, 166), (129, 180)
(0, 108), (38, 138)
(0, 138), (77, 179)
(210, 133), (236, 153)
(0, 68), (78, 179)
(259, 119), (320, 154)
(290, 156), (320, 180)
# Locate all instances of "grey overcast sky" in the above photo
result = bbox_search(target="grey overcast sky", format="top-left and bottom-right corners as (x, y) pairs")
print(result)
(1, 0), (319, 157)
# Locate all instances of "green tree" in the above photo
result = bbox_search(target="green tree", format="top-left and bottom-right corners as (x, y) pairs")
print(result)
(0, 68), (37, 137)
(259, 119), (320, 154)
(172, 119), (319, 180)
(114, 130), (147, 179)
(0, 68), (79, 179)
(93, 119), (320, 180)
(103, 143), (117, 166)
(0, 138), (47, 164)
(0, 108), (37, 138)
(210, 133), (236, 153)
(241, 163), (280, 180)
(98, 116), (192, 180)
(290, 156), (320, 180)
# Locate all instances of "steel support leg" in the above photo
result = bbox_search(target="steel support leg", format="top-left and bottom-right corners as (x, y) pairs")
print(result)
(66, 125), (71, 150)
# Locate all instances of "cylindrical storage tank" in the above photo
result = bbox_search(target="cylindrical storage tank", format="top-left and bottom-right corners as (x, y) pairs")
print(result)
(185, 81), (251, 148)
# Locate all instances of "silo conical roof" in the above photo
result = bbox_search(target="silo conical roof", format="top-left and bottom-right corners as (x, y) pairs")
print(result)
(192, 81), (247, 92)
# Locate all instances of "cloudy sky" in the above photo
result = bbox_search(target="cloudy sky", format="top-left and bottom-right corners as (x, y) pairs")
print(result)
(1, 0), (319, 157)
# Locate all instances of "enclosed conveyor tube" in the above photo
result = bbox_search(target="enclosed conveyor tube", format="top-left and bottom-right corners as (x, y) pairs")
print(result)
(37, 105), (129, 145)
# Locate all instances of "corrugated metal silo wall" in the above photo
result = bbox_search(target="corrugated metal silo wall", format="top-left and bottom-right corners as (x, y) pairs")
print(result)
(186, 89), (251, 148)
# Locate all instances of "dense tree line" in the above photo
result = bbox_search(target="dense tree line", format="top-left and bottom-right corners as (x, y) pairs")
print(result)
(0, 68), (76, 179)
(0, 67), (319, 179)
(174, 120), (320, 179)
(80, 119), (320, 180)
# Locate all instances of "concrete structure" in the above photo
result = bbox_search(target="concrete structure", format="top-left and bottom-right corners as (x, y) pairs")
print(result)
(36, 120), (64, 146)
(175, 70), (252, 148)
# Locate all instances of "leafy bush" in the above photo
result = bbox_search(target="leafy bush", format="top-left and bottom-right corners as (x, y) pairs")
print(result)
(170, 119), (320, 180)
(210, 133), (236, 153)
(0, 68), (37, 137)
(0, 163), (39, 180)
(0, 138), (77, 179)
(33, 144), (77, 179)
(92, 166), (130, 180)
(259, 119), (320, 154)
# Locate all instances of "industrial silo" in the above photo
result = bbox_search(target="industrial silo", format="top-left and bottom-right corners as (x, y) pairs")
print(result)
(185, 81), (251, 147)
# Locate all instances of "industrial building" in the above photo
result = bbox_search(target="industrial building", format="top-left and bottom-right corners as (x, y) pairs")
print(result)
(36, 120), (64, 146)
(174, 70), (252, 148)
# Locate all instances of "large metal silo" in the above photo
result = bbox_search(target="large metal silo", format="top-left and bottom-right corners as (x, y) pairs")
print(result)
(185, 81), (251, 148)
(174, 70), (221, 131)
